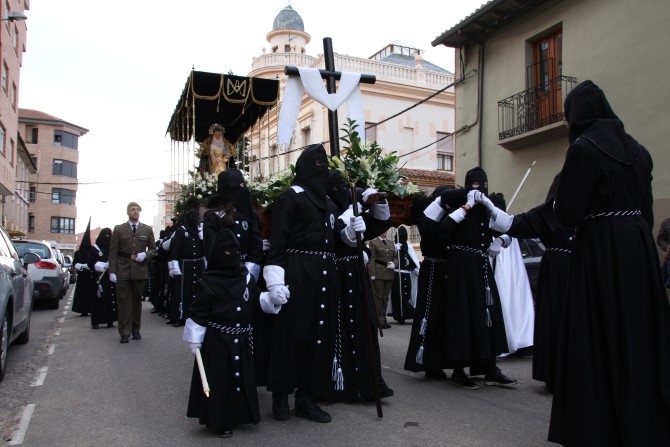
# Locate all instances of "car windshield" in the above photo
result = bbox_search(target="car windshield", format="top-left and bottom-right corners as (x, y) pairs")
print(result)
(14, 242), (51, 260)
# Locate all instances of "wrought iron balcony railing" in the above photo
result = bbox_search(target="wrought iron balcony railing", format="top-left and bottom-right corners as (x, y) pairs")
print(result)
(498, 75), (577, 141)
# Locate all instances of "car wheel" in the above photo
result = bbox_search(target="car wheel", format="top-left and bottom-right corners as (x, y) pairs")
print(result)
(48, 298), (59, 310)
(15, 313), (30, 345)
(0, 314), (8, 381)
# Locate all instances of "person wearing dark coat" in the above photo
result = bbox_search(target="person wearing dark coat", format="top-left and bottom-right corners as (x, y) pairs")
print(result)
(167, 208), (205, 327)
(262, 144), (363, 423)
(404, 185), (459, 381)
(324, 170), (394, 402)
(483, 174), (575, 392)
(203, 168), (263, 281)
(436, 167), (516, 390)
(89, 228), (118, 329)
(547, 80), (670, 446)
(183, 229), (280, 438)
(390, 226), (418, 325)
(72, 248), (93, 316)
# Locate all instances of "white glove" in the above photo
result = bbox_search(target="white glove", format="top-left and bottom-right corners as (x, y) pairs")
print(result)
(168, 260), (182, 278)
(187, 342), (201, 354)
(387, 261), (396, 270)
(344, 215), (366, 243)
(268, 284), (290, 305)
(394, 243), (402, 250)
(477, 194), (499, 219)
(262, 239), (270, 251)
(466, 189), (482, 208)
(94, 261), (108, 273)
(74, 263), (89, 271)
(370, 276), (376, 280)
(362, 251), (369, 265)
(109, 273), (117, 283)
(362, 188), (378, 203)
(259, 292), (282, 314)
(197, 222), (204, 240)
(135, 252), (146, 263)
(488, 237), (504, 258)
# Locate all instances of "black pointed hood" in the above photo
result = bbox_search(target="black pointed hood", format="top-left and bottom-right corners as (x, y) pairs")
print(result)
(328, 170), (351, 213)
(293, 144), (329, 209)
(200, 229), (248, 301)
(465, 167), (488, 195)
(207, 168), (253, 219)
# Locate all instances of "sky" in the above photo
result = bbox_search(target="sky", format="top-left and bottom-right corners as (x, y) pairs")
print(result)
(18, 0), (485, 233)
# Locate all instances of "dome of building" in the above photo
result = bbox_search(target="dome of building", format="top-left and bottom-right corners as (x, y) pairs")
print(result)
(272, 5), (304, 32)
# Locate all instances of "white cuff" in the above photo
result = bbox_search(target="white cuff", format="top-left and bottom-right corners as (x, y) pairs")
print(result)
(448, 207), (467, 223)
(424, 201), (446, 222)
(259, 292), (281, 314)
(370, 202), (390, 220)
(489, 210), (514, 233)
(338, 206), (355, 223)
(499, 234), (512, 248)
(245, 262), (261, 281)
(341, 227), (357, 247)
(263, 265), (285, 288)
(183, 318), (206, 343)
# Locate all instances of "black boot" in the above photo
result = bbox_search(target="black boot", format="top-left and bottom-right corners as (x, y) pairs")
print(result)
(294, 397), (331, 423)
(272, 393), (290, 421)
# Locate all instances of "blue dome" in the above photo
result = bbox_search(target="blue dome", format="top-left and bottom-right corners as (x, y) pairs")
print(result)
(272, 5), (304, 32)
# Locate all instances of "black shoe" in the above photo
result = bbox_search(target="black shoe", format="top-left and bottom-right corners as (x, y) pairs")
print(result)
(396, 320), (405, 325)
(452, 372), (479, 390)
(119, 335), (129, 344)
(484, 367), (518, 388)
(91, 324), (99, 329)
(165, 320), (174, 324)
(107, 323), (114, 328)
(424, 369), (448, 381)
(272, 394), (290, 421)
(173, 321), (183, 327)
(295, 400), (331, 423)
(217, 429), (233, 438)
(131, 332), (141, 340)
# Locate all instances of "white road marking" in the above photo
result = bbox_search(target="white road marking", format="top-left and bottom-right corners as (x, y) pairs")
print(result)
(30, 367), (48, 387)
(62, 310), (68, 315)
(57, 317), (64, 323)
(53, 330), (60, 336)
(47, 344), (55, 355)
(64, 305), (70, 310)
(8, 403), (35, 445)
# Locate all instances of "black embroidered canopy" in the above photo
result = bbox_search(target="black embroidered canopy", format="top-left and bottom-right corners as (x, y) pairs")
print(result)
(167, 70), (280, 144)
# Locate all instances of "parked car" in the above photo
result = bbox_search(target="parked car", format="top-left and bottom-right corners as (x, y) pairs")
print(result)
(47, 241), (69, 296)
(0, 226), (37, 381)
(519, 238), (546, 303)
(12, 239), (67, 310)
(64, 254), (76, 284)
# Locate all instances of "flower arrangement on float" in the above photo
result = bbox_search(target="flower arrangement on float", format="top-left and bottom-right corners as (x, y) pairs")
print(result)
(173, 170), (218, 214)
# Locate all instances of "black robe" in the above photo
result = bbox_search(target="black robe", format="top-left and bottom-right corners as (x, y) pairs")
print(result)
(500, 202), (575, 390)
(202, 209), (262, 265)
(71, 250), (93, 314)
(186, 274), (260, 428)
(390, 242), (417, 324)
(263, 187), (340, 396)
(404, 213), (453, 372)
(88, 245), (117, 326)
(549, 125), (670, 445)
(169, 226), (205, 322)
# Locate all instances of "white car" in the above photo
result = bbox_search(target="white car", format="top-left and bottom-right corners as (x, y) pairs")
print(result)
(12, 240), (66, 310)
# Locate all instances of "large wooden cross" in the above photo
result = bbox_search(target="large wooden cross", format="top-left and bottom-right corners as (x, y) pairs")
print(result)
(285, 37), (376, 156)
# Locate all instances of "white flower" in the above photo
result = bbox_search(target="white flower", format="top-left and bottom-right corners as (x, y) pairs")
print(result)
(196, 194), (203, 199)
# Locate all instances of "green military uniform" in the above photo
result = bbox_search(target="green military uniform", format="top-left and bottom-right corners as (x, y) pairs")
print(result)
(368, 236), (397, 327)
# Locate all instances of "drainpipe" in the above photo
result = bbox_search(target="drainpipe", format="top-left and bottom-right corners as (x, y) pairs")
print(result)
(476, 42), (484, 168)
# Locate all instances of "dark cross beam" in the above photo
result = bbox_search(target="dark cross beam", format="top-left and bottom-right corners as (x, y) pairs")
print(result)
(285, 37), (376, 156)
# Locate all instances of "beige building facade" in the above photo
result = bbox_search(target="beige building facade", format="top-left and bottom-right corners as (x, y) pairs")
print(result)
(246, 5), (456, 189)
(18, 109), (88, 254)
(433, 0), (670, 234)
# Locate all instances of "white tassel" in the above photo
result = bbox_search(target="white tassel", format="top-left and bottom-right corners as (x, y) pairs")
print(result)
(335, 367), (344, 391)
(419, 317), (427, 336)
(416, 345), (424, 364)
(486, 286), (493, 306)
(331, 356), (338, 381)
(486, 309), (492, 328)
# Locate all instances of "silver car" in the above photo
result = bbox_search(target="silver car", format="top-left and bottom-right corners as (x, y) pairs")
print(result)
(0, 225), (36, 381)
(12, 239), (66, 310)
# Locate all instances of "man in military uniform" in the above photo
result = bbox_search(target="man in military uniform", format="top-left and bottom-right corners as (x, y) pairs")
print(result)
(109, 202), (156, 343)
(368, 230), (397, 329)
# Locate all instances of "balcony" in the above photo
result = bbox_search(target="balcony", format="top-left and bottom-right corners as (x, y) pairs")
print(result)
(497, 75), (577, 150)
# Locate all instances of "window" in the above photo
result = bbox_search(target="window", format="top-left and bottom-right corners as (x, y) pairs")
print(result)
(10, 82), (16, 110)
(30, 127), (38, 144)
(28, 215), (34, 232)
(9, 139), (14, 166)
(13, 24), (18, 50)
(50, 217), (75, 234)
(52, 159), (77, 177)
(530, 28), (563, 126)
(403, 127), (414, 151)
(436, 131), (454, 171)
(301, 126), (311, 146)
(284, 44), (291, 52)
(29, 186), (36, 202)
(1, 61), (6, 92)
(53, 130), (79, 149)
(51, 188), (76, 205)
(0, 124), (4, 156)
(365, 122), (377, 143)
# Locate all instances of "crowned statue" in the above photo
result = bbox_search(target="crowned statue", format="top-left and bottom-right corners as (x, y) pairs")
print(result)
(197, 123), (238, 176)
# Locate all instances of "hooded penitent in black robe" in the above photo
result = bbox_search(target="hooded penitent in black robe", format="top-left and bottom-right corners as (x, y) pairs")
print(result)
(322, 170), (393, 401)
(263, 144), (341, 398)
(404, 185), (459, 373)
(490, 175), (575, 391)
(390, 226), (417, 324)
(186, 229), (261, 430)
(88, 228), (117, 327)
(548, 81), (670, 446)
(72, 249), (93, 315)
(169, 209), (205, 325)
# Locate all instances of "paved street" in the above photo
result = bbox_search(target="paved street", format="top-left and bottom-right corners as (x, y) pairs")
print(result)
(1, 287), (555, 446)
